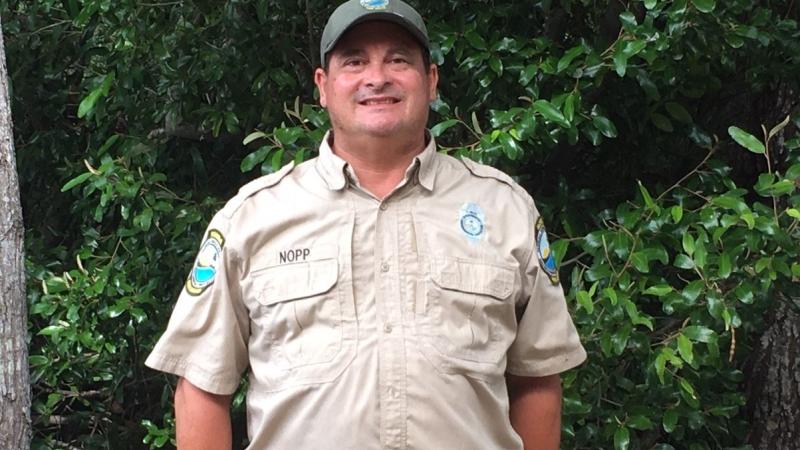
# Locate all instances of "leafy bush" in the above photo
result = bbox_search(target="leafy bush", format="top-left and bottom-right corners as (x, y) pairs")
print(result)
(5, 0), (798, 448)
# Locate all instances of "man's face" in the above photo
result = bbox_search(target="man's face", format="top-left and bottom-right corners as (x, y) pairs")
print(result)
(314, 21), (438, 142)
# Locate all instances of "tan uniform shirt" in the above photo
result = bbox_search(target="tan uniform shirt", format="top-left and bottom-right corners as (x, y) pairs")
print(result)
(145, 133), (586, 450)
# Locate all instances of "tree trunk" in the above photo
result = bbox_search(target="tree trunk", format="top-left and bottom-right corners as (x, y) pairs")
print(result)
(747, 295), (800, 449)
(0, 17), (32, 450)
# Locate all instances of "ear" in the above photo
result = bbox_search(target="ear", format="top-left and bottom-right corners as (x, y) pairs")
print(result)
(426, 64), (439, 102)
(314, 68), (329, 108)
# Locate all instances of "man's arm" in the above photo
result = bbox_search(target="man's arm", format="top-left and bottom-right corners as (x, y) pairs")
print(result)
(507, 373), (563, 450)
(175, 377), (233, 450)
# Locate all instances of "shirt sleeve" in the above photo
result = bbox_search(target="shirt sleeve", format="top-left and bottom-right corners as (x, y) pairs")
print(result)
(145, 212), (250, 395)
(506, 207), (586, 377)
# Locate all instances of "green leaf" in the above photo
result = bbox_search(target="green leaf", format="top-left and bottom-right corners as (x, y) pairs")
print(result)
(682, 233), (695, 256)
(644, 284), (673, 296)
(651, 113), (674, 132)
(683, 325), (715, 343)
(718, 252), (732, 279)
(533, 100), (569, 127)
(577, 290), (594, 314)
(614, 427), (630, 450)
(655, 352), (667, 384)
(631, 252), (650, 273)
(29, 355), (49, 366)
(557, 45), (584, 72)
(663, 409), (679, 433)
(740, 211), (755, 229)
(787, 208), (800, 219)
(679, 378), (697, 400)
(243, 131), (268, 146)
(61, 172), (93, 192)
(677, 334), (694, 364)
(693, 239), (707, 269)
(614, 52), (630, 77)
(665, 102), (692, 124)
(682, 280), (704, 303)
(712, 195), (747, 212)
(619, 11), (638, 28)
(78, 73), (115, 119)
(430, 119), (460, 137)
(674, 254), (695, 270)
(498, 132), (522, 160)
(241, 146), (271, 172)
(671, 205), (684, 223)
(622, 40), (647, 58)
(465, 30), (487, 50)
(520, 64), (538, 86)
(728, 126), (765, 154)
(628, 415), (654, 430)
(768, 115), (791, 140)
(593, 115), (618, 138)
(691, 0), (716, 13)
(603, 287), (619, 305)
(489, 56), (503, 76)
(638, 181), (657, 211)
(645, 0), (658, 9)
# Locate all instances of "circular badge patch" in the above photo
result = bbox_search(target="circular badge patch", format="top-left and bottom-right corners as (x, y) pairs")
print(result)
(459, 203), (486, 242)
(536, 217), (559, 285)
(360, 0), (389, 10)
(186, 229), (225, 296)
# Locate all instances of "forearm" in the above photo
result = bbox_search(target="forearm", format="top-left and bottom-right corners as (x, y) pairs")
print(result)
(175, 377), (233, 450)
(507, 374), (562, 450)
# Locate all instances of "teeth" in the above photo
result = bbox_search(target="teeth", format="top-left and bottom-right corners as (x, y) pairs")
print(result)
(363, 99), (396, 105)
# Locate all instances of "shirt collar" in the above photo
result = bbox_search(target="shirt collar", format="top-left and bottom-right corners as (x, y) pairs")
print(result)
(314, 131), (438, 192)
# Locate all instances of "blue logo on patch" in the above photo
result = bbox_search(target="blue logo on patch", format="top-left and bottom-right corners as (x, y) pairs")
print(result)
(186, 229), (225, 296)
(535, 217), (559, 285)
(360, 0), (389, 10)
(459, 203), (486, 242)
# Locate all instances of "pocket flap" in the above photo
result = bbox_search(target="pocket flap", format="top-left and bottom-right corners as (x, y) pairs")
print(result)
(430, 257), (514, 300)
(256, 258), (338, 306)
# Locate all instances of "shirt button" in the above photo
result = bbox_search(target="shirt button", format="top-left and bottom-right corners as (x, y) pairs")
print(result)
(383, 323), (393, 334)
(380, 262), (390, 272)
(379, 203), (389, 211)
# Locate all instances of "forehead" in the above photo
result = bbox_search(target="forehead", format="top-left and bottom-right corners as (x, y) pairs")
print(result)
(330, 20), (421, 56)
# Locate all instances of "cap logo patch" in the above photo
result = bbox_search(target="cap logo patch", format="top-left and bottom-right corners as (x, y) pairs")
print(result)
(536, 217), (559, 285)
(186, 229), (225, 296)
(459, 203), (486, 242)
(360, 0), (389, 10)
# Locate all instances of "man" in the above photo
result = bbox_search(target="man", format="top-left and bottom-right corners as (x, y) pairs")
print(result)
(145, 1), (586, 449)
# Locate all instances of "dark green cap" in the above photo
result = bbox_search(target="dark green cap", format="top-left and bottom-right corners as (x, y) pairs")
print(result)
(320, 0), (429, 66)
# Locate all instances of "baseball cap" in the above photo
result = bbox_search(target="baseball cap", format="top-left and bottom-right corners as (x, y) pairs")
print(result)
(320, 0), (429, 65)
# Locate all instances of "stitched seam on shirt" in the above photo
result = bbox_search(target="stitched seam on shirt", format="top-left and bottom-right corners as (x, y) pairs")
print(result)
(506, 346), (587, 376)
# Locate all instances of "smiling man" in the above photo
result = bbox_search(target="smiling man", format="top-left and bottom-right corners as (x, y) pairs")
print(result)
(145, 1), (586, 449)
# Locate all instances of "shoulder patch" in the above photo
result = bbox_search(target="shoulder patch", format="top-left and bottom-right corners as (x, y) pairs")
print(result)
(458, 157), (533, 208)
(221, 161), (295, 218)
(186, 229), (225, 296)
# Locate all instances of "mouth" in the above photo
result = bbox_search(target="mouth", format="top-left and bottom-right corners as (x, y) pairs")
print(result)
(358, 96), (401, 106)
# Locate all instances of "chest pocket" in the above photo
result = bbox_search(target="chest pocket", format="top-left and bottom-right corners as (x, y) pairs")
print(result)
(416, 256), (518, 379)
(251, 245), (356, 388)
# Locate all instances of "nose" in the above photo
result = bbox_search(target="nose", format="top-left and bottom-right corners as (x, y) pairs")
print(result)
(363, 61), (391, 90)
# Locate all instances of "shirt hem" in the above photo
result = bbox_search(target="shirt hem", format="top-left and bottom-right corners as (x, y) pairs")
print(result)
(506, 346), (587, 377)
(144, 352), (240, 395)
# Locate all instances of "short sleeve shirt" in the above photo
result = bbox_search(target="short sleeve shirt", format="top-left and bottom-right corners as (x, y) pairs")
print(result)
(145, 133), (586, 450)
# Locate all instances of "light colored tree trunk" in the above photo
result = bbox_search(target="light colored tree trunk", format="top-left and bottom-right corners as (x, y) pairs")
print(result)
(0, 17), (32, 450)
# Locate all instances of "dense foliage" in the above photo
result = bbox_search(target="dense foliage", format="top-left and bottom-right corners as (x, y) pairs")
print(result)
(3, 0), (798, 448)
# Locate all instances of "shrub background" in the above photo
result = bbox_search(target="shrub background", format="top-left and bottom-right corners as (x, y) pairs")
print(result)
(3, 0), (798, 449)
